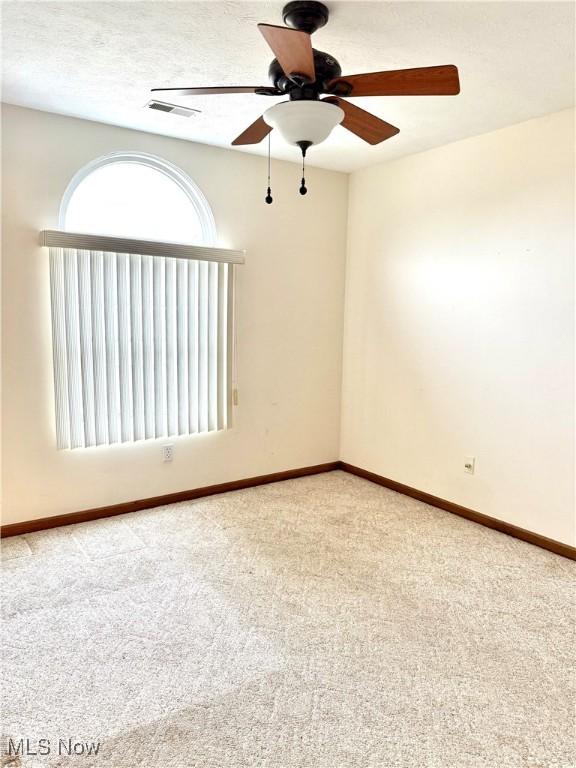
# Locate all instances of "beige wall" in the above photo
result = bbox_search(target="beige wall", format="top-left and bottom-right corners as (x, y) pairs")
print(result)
(1, 105), (348, 524)
(3, 104), (574, 547)
(341, 109), (575, 546)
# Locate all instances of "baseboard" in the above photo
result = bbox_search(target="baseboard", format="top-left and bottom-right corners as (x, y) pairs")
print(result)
(3, 459), (574, 561)
(338, 461), (576, 561)
(0, 461), (339, 538)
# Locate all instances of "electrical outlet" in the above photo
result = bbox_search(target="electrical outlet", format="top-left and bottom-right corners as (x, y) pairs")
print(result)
(163, 444), (174, 463)
(464, 456), (475, 475)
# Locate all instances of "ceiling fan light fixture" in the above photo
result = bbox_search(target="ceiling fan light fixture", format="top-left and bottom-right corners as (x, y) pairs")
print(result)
(263, 100), (344, 148)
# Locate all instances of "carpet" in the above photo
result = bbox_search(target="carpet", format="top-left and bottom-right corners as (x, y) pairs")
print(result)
(1, 471), (574, 767)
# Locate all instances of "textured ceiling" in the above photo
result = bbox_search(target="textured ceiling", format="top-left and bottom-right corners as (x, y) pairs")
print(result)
(2, 1), (575, 172)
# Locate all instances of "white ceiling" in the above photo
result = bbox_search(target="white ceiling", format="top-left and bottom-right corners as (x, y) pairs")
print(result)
(2, 1), (574, 172)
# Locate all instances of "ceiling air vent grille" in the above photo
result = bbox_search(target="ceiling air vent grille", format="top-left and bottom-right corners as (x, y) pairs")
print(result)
(145, 100), (201, 118)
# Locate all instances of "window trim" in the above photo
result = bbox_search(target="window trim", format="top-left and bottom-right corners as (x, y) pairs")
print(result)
(59, 151), (217, 246)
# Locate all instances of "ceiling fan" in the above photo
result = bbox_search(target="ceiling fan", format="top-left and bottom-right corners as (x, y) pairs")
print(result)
(152, 1), (460, 156)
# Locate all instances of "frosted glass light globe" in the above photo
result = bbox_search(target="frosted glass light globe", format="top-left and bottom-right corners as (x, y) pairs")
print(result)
(263, 100), (344, 147)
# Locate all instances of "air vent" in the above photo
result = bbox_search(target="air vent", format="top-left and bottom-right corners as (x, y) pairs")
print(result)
(149, 102), (173, 112)
(145, 100), (201, 118)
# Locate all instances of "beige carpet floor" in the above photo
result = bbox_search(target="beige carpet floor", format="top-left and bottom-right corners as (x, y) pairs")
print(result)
(1, 470), (574, 768)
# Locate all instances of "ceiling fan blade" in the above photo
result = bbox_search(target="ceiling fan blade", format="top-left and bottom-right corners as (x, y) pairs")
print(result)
(324, 97), (399, 145)
(151, 86), (279, 96)
(258, 24), (315, 83)
(231, 116), (272, 146)
(328, 65), (460, 97)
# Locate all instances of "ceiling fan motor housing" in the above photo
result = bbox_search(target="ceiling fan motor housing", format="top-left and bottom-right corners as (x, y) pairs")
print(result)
(268, 49), (342, 98)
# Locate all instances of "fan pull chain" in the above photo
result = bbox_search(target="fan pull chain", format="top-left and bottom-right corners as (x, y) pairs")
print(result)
(297, 141), (310, 196)
(299, 151), (307, 196)
(265, 133), (273, 204)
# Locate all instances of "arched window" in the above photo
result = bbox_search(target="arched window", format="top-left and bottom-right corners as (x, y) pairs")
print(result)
(49, 153), (237, 450)
(60, 152), (215, 244)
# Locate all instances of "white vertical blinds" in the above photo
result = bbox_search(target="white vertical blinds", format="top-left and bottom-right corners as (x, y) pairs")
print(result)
(49, 246), (233, 449)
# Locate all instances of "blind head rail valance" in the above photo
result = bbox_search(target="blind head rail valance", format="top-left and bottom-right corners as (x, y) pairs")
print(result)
(40, 230), (245, 264)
